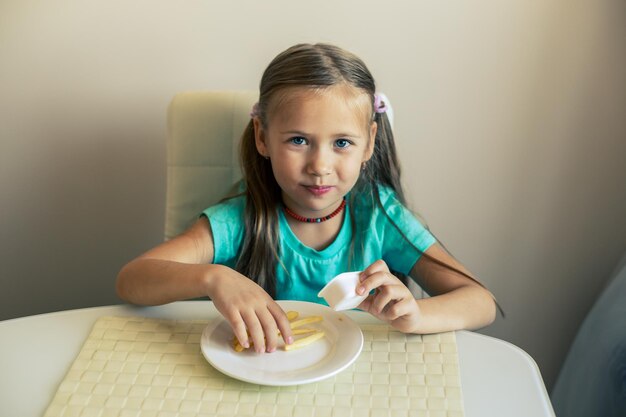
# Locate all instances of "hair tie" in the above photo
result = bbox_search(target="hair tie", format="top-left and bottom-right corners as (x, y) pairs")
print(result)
(373, 94), (388, 114)
(249, 102), (259, 118)
(373, 93), (394, 127)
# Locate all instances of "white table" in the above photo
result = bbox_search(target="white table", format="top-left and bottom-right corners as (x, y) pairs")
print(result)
(0, 301), (555, 417)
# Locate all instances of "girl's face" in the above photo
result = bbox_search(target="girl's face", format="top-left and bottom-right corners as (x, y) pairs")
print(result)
(254, 84), (376, 218)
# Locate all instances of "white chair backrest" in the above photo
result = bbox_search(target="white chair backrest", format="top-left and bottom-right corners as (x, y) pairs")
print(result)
(165, 91), (257, 240)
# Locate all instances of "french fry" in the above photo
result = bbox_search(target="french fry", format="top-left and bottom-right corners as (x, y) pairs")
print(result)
(289, 316), (322, 329)
(284, 331), (326, 351)
(290, 327), (317, 336)
(232, 336), (245, 352)
(286, 311), (299, 321)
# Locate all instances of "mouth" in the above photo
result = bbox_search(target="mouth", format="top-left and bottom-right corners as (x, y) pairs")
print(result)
(304, 185), (334, 196)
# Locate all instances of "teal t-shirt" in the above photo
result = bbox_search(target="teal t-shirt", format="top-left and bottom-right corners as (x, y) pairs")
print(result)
(202, 186), (436, 305)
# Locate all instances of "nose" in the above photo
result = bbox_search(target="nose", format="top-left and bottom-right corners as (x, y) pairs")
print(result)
(307, 147), (333, 177)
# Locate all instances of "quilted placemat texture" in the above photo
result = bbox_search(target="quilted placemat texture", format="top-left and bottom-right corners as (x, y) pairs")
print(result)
(44, 316), (464, 417)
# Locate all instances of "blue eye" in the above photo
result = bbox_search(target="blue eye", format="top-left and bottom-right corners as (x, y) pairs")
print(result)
(335, 139), (351, 148)
(290, 136), (307, 145)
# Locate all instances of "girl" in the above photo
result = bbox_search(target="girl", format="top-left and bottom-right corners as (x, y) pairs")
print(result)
(116, 43), (497, 353)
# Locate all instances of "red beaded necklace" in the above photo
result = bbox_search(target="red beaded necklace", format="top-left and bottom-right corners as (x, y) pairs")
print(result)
(284, 199), (346, 223)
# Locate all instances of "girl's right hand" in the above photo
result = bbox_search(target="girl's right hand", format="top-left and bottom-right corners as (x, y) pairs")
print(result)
(206, 265), (293, 353)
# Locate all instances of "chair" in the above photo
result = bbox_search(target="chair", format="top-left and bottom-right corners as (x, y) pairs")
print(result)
(551, 252), (626, 417)
(165, 91), (257, 240)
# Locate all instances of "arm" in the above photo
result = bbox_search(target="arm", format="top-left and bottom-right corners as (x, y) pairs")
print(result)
(116, 217), (293, 352)
(409, 243), (496, 332)
(357, 243), (496, 334)
(116, 216), (217, 305)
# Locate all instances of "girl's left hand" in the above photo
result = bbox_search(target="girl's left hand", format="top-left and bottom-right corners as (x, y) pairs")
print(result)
(356, 260), (421, 333)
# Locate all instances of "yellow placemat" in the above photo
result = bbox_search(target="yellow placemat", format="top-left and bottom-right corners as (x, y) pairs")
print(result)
(44, 316), (464, 417)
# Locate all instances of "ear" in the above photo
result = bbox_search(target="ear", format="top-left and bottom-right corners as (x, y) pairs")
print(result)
(253, 117), (269, 158)
(364, 121), (377, 161)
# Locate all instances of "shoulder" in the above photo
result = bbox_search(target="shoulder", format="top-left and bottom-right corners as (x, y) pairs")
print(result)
(350, 184), (403, 239)
(202, 181), (247, 220)
(352, 183), (436, 272)
(376, 184), (403, 209)
(202, 193), (246, 222)
(351, 183), (402, 216)
(351, 182), (432, 239)
(201, 193), (246, 264)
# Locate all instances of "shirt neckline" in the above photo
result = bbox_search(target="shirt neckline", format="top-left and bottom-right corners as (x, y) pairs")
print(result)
(278, 205), (352, 260)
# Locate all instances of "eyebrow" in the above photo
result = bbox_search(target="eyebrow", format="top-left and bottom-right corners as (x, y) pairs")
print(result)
(280, 130), (363, 138)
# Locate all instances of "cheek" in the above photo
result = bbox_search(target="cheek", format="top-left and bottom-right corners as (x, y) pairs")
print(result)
(339, 156), (365, 177)
(269, 154), (298, 183)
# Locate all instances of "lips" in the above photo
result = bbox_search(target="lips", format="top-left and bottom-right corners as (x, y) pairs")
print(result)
(305, 185), (333, 196)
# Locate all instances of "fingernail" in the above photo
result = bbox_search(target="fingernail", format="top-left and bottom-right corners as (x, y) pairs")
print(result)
(243, 341), (249, 348)
(287, 336), (294, 345)
(356, 286), (364, 295)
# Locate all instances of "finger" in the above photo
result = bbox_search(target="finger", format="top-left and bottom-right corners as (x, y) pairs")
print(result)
(258, 308), (280, 353)
(377, 282), (415, 315)
(358, 292), (392, 322)
(228, 311), (250, 349)
(385, 297), (415, 321)
(357, 294), (374, 312)
(241, 310), (265, 353)
(372, 284), (409, 316)
(359, 260), (390, 282)
(357, 270), (399, 296)
(269, 304), (293, 347)
(371, 287), (397, 315)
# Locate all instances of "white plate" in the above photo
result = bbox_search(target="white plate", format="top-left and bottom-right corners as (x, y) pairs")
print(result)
(200, 300), (364, 386)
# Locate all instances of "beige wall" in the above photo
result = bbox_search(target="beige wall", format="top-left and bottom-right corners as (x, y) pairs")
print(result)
(1, 0), (625, 390)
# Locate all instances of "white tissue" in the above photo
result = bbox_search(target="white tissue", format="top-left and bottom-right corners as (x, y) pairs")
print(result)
(318, 271), (368, 311)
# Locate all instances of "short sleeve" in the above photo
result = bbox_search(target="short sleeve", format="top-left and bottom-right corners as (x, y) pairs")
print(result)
(201, 197), (245, 267)
(378, 187), (436, 274)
